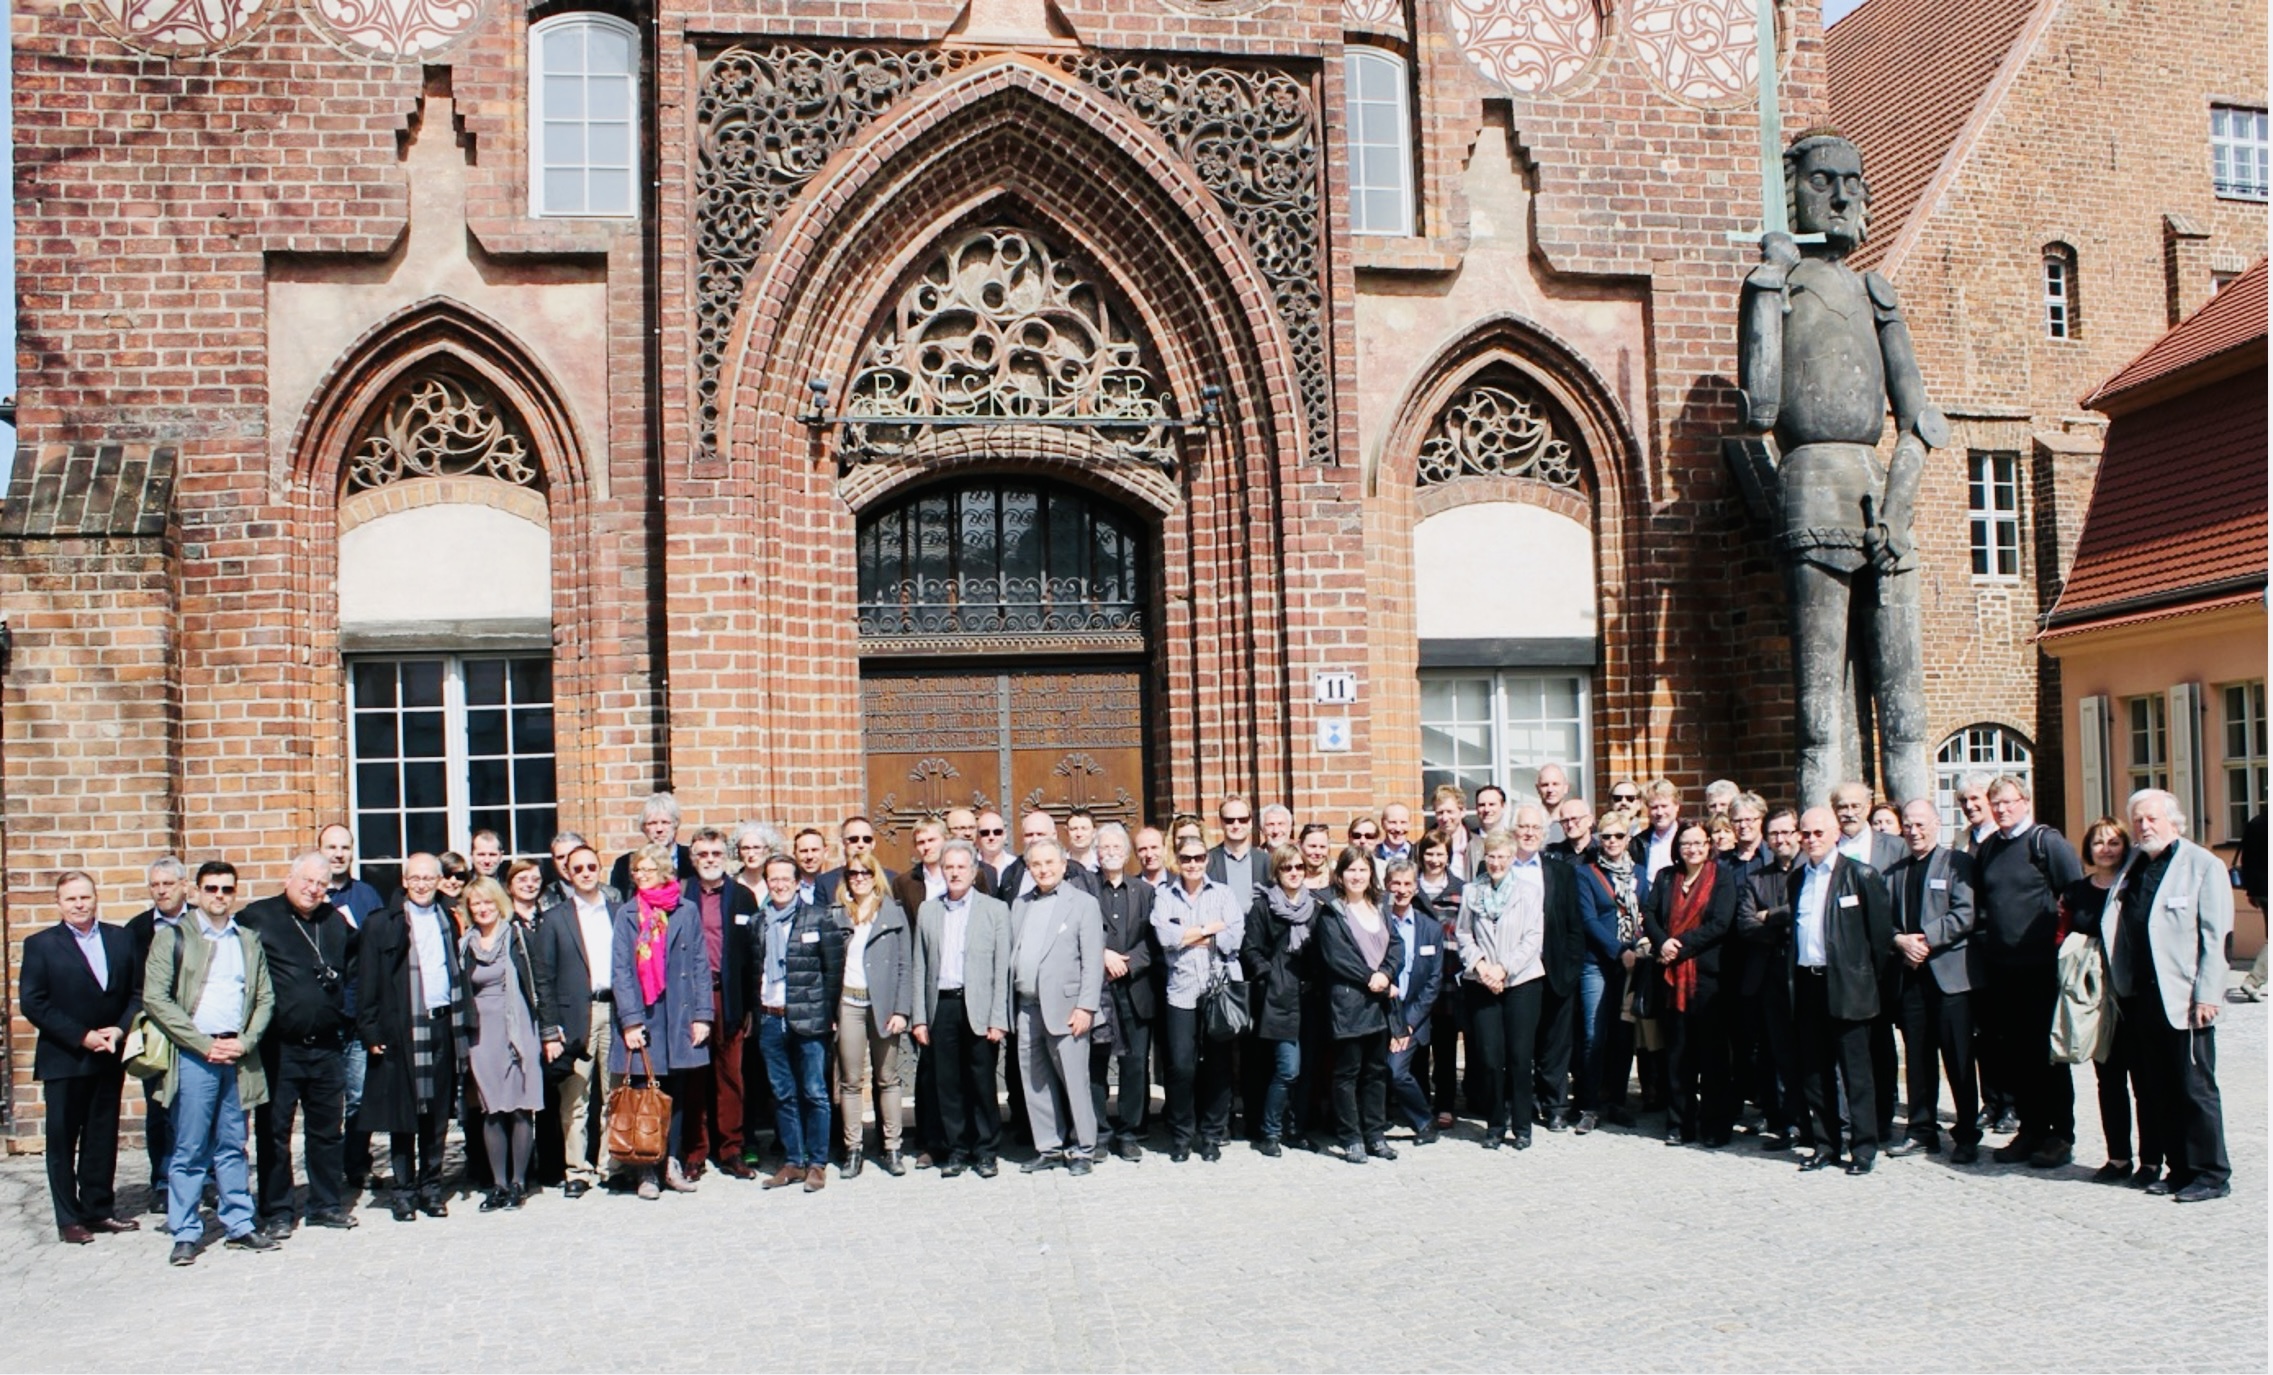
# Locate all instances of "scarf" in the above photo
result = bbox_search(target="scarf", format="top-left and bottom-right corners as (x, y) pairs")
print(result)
(1596, 852), (1643, 945)
(1266, 883), (1318, 953)
(1665, 863), (1715, 1012)
(634, 880), (682, 1006)
(1467, 866), (1519, 922)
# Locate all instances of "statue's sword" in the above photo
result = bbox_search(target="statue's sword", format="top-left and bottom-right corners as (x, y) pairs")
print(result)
(1727, 0), (1826, 246)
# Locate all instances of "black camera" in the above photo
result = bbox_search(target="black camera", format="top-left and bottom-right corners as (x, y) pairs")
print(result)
(312, 963), (342, 994)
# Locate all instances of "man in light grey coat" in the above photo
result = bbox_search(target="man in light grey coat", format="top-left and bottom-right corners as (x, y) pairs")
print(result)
(911, 842), (1013, 1178)
(1885, 800), (1980, 1161)
(2107, 789), (2234, 1201)
(1008, 840), (1106, 1175)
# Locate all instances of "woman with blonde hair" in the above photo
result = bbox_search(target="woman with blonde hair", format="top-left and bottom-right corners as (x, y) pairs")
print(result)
(458, 877), (547, 1209)
(831, 851), (914, 1178)
(611, 843), (710, 1199)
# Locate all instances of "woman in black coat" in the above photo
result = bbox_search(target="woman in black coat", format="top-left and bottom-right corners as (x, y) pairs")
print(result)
(1316, 846), (1404, 1165)
(1414, 832), (1467, 1127)
(1241, 844), (1315, 1156)
(356, 861), (467, 1221)
(1642, 824), (1739, 1147)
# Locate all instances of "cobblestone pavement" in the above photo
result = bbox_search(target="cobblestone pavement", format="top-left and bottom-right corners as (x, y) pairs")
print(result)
(2, 995), (2264, 1373)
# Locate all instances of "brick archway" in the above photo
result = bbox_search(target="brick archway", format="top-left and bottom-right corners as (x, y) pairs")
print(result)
(667, 55), (1359, 827)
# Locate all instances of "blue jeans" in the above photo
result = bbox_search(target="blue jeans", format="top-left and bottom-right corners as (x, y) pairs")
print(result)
(1258, 1038), (1301, 1141)
(167, 1050), (256, 1243)
(759, 1015), (831, 1169)
(1576, 962), (1609, 1111)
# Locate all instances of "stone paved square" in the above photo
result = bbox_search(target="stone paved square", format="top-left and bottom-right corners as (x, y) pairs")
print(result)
(1, 997), (2263, 1373)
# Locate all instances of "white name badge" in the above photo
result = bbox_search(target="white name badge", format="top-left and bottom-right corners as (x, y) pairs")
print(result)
(734, 912), (751, 925)
(1420, 945), (1438, 956)
(800, 930), (820, 944)
(1838, 895), (1859, 908)
(1929, 879), (1948, 891)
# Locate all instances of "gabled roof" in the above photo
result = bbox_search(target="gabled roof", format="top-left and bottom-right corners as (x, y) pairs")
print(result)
(1825, 0), (2048, 270)
(2083, 258), (2269, 412)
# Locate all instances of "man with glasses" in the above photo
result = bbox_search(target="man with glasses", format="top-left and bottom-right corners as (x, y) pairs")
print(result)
(1606, 780), (1643, 820)
(607, 791), (696, 896)
(356, 853), (463, 1221)
(813, 817), (894, 907)
(239, 852), (359, 1237)
(533, 845), (617, 1197)
(1153, 839), (1245, 1161)
(538, 831), (589, 910)
(683, 828), (759, 1181)
(910, 842), (1013, 1178)
(1779, 808), (1894, 1175)
(1734, 809), (1805, 1150)
(1549, 799), (1596, 865)
(126, 857), (190, 1212)
(975, 811), (1014, 881)
(1206, 796), (1265, 904)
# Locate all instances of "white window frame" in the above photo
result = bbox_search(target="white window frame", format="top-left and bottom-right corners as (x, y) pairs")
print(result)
(1419, 669), (1590, 806)
(1343, 46), (1415, 238)
(2042, 247), (2075, 339)
(2211, 104), (2270, 202)
(529, 12), (640, 219)
(2126, 693), (2170, 795)
(1967, 450), (2021, 581)
(1934, 725), (2032, 833)
(2221, 680), (2267, 844)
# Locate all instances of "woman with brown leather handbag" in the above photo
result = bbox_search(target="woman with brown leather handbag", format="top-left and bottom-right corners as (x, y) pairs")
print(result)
(609, 845), (711, 1200)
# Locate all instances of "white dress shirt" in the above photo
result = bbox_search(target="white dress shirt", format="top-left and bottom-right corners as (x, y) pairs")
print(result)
(938, 895), (971, 991)
(1794, 858), (1834, 969)
(69, 921), (108, 989)
(406, 901), (456, 1011)
(191, 916), (247, 1035)
(574, 892), (614, 997)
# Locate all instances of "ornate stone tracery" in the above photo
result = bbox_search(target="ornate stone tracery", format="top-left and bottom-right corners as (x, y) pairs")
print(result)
(1414, 374), (1582, 490)
(1627, 0), (1759, 105)
(694, 44), (951, 466)
(1071, 56), (1333, 464)
(302, 0), (482, 59)
(841, 226), (1179, 472)
(1445, 0), (1603, 95)
(346, 370), (542, 494)
(84, 0), (268, 55)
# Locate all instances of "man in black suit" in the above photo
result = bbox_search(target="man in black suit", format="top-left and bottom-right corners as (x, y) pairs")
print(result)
(20, 871), (142, 1242)
(532, 844), (615, 1197)
(124, 856), (190, 1211)
(1515, 804), (1589, 1133)
(1734, 809), (1805, 1149)
(1089, 824), (1158, 1161)
(1784, 807), (1896, 1175)
(1885, 800), (1980, 1162)
(238, 851), (360, 1236)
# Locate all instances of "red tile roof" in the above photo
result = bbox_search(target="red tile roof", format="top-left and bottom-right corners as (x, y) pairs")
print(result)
(1825, 0), (2045, 270)
(2045, 363), (2268, 629)
(2083, 258), (2269, 411)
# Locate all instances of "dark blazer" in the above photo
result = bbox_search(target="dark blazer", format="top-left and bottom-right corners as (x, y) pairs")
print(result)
(21, 921), (139, 1081)
(990, 858), (1084, 905)
(354, 898), (466, 1134)
(1205, 845), (1270, 905)
(1886, 845), (1976, 994)
(1641, 862), (1740, 1006)
(889, 863), (996, 917)
(1781, 856), (1895, 1021)
(687, 878), (760, 1031)
(607, 844), (697, 900)
(1734, 859), (1797, 998)
(1842, 830), (1907, 875)
(237, 894), (357, 1045)
(530, 897), (598, 1062)
(1094, 874), (1158, 1027)
(125, 905), (186, 970)
(1537, 859), (1588, 999)
(1241, 887), (1313, 1041)
(1575, 863), (1653, 971)
(1315, 899), (1404, 1041)
(1387, 903), (1444, 1041)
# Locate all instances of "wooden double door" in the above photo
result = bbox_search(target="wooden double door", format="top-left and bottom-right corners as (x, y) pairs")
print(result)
(860, 666), (1147, 861)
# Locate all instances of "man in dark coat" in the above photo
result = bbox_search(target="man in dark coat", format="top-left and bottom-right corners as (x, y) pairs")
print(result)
(20, 871), (142, 1242)
(354, 854), (465, 1221)
(239, 851), (360, 1236)
(1782, 808), (1896, 1175)
(1090, 825), (1158, 1162)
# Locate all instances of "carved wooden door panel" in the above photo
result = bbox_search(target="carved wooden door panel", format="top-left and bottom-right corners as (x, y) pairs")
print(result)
(862, 668), (1146, 865)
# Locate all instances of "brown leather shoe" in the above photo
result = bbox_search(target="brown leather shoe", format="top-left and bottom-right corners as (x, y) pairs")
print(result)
(89, 1217), (141, 1233)
(58, 1225), (94, 1244)
(719, 1159), (757, 1180)
(803, 1166), (826, 1193)
(761, 1165), (802, 1190)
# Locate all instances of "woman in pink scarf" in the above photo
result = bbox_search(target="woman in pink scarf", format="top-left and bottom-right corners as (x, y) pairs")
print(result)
(610, 844), (711, 1199)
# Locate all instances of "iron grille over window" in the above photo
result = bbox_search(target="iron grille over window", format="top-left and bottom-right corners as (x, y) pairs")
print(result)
(857, 480), (1146, 655)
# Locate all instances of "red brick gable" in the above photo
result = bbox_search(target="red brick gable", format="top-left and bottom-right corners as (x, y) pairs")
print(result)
(2084, 257), (2270, 412)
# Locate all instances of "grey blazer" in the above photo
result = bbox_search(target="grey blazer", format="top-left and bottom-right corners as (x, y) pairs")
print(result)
(1887, 845), (1976, 994)
(839, 896), (916, 1038)
(1843, 830), (1907, 874)
(1007, 886), (1105, 1036)
(912, 892), (1013, 1036)
(2105, 838), (2234, 1030)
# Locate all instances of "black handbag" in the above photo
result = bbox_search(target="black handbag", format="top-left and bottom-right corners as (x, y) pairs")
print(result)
(1200, 956), (1251, 1041)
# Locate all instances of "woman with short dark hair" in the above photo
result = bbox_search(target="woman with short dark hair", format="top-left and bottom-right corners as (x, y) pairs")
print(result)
(1317, 847), (1402, 1163)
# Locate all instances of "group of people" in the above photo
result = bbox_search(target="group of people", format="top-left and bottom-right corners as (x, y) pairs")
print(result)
(19, 770), (2243, 1267)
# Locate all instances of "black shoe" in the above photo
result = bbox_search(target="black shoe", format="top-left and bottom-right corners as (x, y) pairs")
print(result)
(1066, 1155), (1093, 1177)
(224, 1229), (280, 1252)
(939, 1160), (967, 1179)
(562, 1180), (591, 1200)
(1365, 1139), (1398, 1161)
(418, 1197), (449, 1219)
(1199, 1142), (1222, 1163)
(169, 1241), (198, 1266)
(2091, 1161), (2134, 1184)
(304, 1210), (358, 1230)
(1255, 1138), (1284, 1158)
(1798, 1152), (1842, 1172)
(1886, 1138), (1936, 1159)
(841, 1152), (865, 1181)
(1480, 1136), (1502, 1151)
(505, 1185), (526, 1210)
(1543, 1115), (1570, 1133)
(2128, 1163), (2161, 1189)
(1950, 1142), (1980, 1165)
(1570, 1113), (1595, 1137)
(389, 1197), (417, 1222)
(1416, 1123), (1442, 1145)
(974, 1158), (999, 1179)
(1991, 1134), (2043, 1165)
(1020, 1152), (1064, 1175)
(1758, 1132), (1790, 1151)
(1169, 1148), (1191, 1163)
(1512, 1130), (1533, 1151)
(2144, 1177), (2174, 1196)
(1333, 1141), (1368, 1165)
(259, 1218), (296, 1242)
(1663, 1129), (1686, 1147)
(1993, 1110), (2020, 1134)
(2174, 1180), (2231, 1203)
(2027, 1137), (2074, 1169)
(479, 1189), (510, 1213)
(1113, 1139), (1144, 1163)
(1845, 1156), (1876, 1176)
(878, 1151), (908, 1177)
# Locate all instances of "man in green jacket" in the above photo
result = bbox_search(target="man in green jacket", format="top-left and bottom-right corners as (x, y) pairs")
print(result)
(144, 860), (278, 1266)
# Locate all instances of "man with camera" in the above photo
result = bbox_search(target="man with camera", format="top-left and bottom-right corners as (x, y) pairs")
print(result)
(239, 852), (360, 1239)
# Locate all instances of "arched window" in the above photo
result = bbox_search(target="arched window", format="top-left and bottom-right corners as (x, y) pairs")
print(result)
(2043, 244), (2079, 339)
(1935, 725), (2034, 834)
(856, 479), (1147, 653)
(1344, 46), (1414, 237)
(530, 13), (638, 218)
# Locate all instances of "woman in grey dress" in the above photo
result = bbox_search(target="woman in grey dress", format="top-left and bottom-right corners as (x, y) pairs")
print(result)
(458, 877), (546, 1211)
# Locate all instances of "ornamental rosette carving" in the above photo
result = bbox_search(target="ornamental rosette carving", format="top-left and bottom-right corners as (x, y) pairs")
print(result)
(1627, 0), (1759, 105)
(1445, 0), (1603, 96)
(302, 0), (482, 59)
(693, 44), (949, 465)
(1072, 56), (1334, 465)
(84, 0), (269, 55)
(347, 371), (542, 493)
(1415, 375), (1582, 490)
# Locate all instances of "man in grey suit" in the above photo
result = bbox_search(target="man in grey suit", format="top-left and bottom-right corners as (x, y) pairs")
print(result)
(1885, 800), (1980, 1162)
(911, 841), (1013, 1179)
(1009, 840), (1106, 1175)
(1831, 781), (1907, 872)
(2107, 789), (2233, 1202)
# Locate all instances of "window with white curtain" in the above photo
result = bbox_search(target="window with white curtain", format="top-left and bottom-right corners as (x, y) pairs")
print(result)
(1344, 47), (1414, 237)
(531, 14), (638, 218)
(1419, 670), (1589, 806)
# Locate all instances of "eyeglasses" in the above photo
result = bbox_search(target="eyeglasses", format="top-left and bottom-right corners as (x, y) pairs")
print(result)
(979, 827), (1005, 837)
(1177, 853), (1209, 864)
(1598, 832), (1628, 842)
(1611, 792), (1639, 802)
(567, 862), (600, 875)
(847, 870), (874, 882)
(1353, 830), (1380, 841)
(1221, 814), (1251, 824)
(844, 834), (876, 846)
(200, 883), (236, 895)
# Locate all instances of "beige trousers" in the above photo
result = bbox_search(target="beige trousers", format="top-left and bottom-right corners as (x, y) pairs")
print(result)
(835, 998), (902, 1155)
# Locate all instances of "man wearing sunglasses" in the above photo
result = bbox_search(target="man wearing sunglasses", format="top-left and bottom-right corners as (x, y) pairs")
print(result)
(974, 811), (1014, 881)
(1779, 808), (1895, 1176)
(532, 845), (618, 1197)
(815, 817), (898, 908)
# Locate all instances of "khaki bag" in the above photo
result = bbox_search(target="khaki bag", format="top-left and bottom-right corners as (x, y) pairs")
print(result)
(2051, 931), (2115, 1065)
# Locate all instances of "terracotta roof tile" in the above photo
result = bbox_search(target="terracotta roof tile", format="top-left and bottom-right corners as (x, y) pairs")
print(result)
(1826, 0), (2043, 269)
(2084, 258), (2269, 409)
(2047, 365), (2268, 627)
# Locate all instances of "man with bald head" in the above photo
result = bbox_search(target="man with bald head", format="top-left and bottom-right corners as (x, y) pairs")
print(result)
(1782, 807), (1894, 1175)
(239, 852), (360, 1236)
(1884, 800), (1979, 1162)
